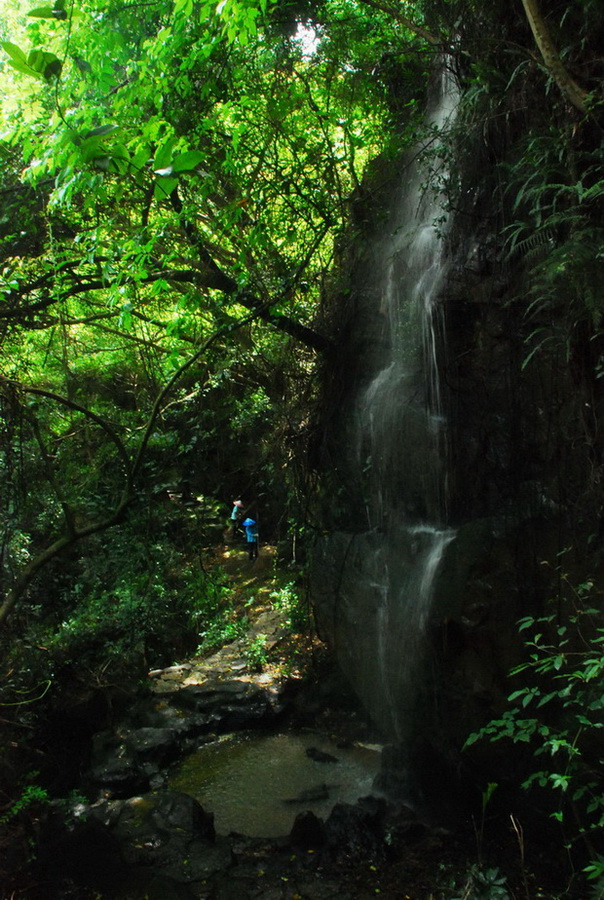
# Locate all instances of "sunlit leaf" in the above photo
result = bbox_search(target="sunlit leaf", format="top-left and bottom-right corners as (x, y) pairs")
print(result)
(84, 124), (119, 139)
(27, 7), (57, 18)
(27, 49), (63, 80)
(2, 40), (29, 66)
(154, 175), (179, 200)
(6, 58), (43, 79)
(171, 150), (205, 173)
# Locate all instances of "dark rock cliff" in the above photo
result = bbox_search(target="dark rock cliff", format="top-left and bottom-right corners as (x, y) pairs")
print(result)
(308, 51), (604, 816)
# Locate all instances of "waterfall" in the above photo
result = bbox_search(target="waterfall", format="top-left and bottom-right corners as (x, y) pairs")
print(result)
(351, 66), (459, 744)
(313, 66), (460, 757)
(358, 66), (458, 532)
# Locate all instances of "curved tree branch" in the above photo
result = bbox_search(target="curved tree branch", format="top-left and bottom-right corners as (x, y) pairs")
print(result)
(520, 0), (588, 114)
(19, 385), (133, 481)
(357, 0), (443, 46)
(2, 263), (334, 353)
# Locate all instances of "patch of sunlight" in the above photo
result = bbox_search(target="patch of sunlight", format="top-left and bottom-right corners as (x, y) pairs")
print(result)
(294, 22), (321, 58)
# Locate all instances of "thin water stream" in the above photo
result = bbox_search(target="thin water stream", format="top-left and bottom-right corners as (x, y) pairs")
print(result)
(169, 730), (381, 838)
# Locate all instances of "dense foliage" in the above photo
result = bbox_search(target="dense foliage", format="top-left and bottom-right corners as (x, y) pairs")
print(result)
(1, 0), (604, 894)
(0, 0), (430, 626)
(0, 0), (433, 870)
(466, 559), (604, 894)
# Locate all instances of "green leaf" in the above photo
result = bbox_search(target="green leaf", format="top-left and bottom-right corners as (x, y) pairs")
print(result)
(154, 176), (179, 200)
(84, 124), (119, 139)
(153, 137), (177, 171)
(508, 689), (529, 701)
(27, 6), (56, 18)
(28, 0), (69, 17)
(27, 49), (63, 80)
(536, 691), (558, 707)
(171, 150), (205, 173)
(2, 40), (31, 68)
(6, 57), (43, 79)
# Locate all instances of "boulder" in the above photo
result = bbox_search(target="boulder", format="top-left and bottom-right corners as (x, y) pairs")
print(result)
(39, 791), (232, 894)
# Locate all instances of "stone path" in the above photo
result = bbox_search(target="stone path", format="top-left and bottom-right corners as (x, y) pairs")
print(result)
(148, 542), (296, 697)
(149, 606), (291, 694)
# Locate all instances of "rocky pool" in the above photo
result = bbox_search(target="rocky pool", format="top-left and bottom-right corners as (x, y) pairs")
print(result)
(169, 729), (382, 837)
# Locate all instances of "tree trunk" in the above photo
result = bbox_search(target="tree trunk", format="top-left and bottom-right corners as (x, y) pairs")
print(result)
(520, 0), (588, 114)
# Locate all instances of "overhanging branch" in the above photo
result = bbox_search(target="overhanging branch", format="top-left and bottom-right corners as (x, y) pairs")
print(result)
(520, 0), (588, 114)
(169, 188), (334, 354)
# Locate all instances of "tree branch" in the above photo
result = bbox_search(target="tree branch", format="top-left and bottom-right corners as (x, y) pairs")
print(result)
(168, 188), (334, 354)
(0, 308), (264, 628)
(520, 0), (588, 114)
(357, 0), (443, 46)
(2, 262), (333, 352)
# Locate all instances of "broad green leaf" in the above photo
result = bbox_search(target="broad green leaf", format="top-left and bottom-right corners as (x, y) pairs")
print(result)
(27, 49), (63, 80)
(84, 124), (119, 139)
(2, 42), (47, 79)
(153, 137), (177, 171)
(171, 150), (205, 173)
(154, 176), (179, 200)
(2, 41), (28, 64)
(6, 58), (43, 79)
(28, 7), (56, 18)
(29, 1), (68, 17)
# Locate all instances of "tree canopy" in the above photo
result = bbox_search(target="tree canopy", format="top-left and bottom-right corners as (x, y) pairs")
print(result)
(0, 0), (435, 624)
(2, 0), (603, 625)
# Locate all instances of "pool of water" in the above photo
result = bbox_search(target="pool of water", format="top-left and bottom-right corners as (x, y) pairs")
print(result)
(169, 730), (382, 837)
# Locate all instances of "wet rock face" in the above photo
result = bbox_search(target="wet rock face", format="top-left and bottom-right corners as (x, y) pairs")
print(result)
(310, 131), (602, 794)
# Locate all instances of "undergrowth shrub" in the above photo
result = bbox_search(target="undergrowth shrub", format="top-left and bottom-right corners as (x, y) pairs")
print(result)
(270, 581), (309, 632)
(196, 568), (247, 653)
(465, 558), (604, 897)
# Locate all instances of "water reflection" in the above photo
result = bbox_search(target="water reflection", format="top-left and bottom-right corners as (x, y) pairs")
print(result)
(169, 730), (381, 838)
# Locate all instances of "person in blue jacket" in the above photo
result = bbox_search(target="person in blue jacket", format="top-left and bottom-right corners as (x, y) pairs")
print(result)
(242, 517), (258, 560)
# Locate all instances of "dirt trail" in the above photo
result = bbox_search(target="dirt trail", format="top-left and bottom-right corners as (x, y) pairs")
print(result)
(149, 540), (312, 695)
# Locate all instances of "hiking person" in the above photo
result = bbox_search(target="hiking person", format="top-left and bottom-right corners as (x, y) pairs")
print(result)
(242, 517), (259, 560)
(230, 500), (244, 539)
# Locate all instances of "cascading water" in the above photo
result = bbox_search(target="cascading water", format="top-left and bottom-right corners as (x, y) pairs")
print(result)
(357, 67), (458, 743)
(358, 67), (458, 532)
(314, 66), (459, 767)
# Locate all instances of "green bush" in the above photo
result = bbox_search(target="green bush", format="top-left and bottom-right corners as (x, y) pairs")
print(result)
(27, 527), (232, 674)
(244, 633), (269, 671)
(0, 779), (49, 826)
(195, 566), (248, 653)
(269, 581), (309, 632)
(452, 865), (509, 900)
(465, 563), (604, 895)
